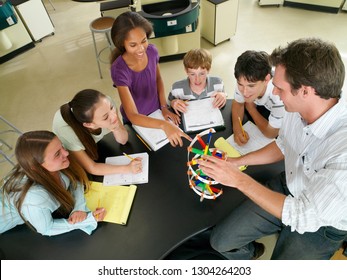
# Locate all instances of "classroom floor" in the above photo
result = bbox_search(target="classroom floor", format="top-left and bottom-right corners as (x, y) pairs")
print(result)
(1, 0), (346, 260)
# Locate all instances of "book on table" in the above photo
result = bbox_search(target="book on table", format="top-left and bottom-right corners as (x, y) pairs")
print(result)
(226, 121), (275, 155)
(182, 97), (225, 133)
(103, 152), (149, 186)
(85, 181), (137, 225)
(132, 109), (170, 151)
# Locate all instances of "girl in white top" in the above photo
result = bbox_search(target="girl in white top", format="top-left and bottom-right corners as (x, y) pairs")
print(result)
(52, 89), (142, 176)
(0, 130), (106, 236)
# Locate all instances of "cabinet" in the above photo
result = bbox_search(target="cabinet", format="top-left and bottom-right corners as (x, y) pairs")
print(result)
(201, 0), (239, 46)
(258, 0), (284, 6)
(14, 0), (54, 41)
(283, 0), (344, 13)
(100, 0), (131, 18)
(342, 0), (347, 10)
(0, 7), (34, 64)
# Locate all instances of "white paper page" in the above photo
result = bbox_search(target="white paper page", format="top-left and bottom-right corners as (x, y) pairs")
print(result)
(226, 121), (274, 155)
(183, 98), (224, 132)
(132, 109), (169, 150)
(103, 152), (149, 186)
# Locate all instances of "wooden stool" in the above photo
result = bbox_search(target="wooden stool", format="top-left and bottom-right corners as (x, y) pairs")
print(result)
(89, 16), (115, 79)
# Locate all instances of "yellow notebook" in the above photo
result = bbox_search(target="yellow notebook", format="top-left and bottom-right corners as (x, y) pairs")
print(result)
(214, 137), (247, 171)
(85, 181), (137, 225)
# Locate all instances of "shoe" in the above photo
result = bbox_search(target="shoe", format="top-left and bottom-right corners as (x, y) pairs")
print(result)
(252, 242), (265, 260)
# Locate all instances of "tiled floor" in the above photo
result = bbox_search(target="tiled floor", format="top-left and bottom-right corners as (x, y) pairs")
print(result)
(1, 0), (346, 259)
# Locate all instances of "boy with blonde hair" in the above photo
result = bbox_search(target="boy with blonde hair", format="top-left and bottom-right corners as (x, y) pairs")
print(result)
(168, 48), (227, 116)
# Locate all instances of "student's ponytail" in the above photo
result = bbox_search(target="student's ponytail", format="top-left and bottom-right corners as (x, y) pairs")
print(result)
(60, 89), (105, 160)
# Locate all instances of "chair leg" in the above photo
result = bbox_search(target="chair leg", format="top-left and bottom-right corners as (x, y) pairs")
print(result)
(0, 150), (16, 166)
(48, 0), (55, 10)
(91, 31), (103, 79)
(0, 139), (12, 150)
(0, 116), (22, 135)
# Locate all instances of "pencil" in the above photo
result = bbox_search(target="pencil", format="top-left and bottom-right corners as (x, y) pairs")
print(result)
(136, 134), (152, 151)
(123, 152), (135, 161)
(238, 117), (246, 138)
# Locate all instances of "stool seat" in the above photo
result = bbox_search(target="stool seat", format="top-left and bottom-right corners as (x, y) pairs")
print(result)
(89, 16), (115, 79)
(90, 16), (115, 32)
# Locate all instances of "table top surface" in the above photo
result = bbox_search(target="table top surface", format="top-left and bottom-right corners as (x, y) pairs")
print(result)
(0, 100), (284, 260)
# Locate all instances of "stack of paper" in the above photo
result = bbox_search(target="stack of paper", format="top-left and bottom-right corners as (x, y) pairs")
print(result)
(226, 121), (275, 155)
(85, 182), (137, 225)
(182, 98), (225, 133)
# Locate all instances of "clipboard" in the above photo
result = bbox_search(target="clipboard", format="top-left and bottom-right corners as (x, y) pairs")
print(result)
(182, 98), (225, 133)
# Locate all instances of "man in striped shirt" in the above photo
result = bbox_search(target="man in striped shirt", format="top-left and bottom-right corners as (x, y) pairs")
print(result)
(232, 50), (285, 146)
(200, 38), (347, 259)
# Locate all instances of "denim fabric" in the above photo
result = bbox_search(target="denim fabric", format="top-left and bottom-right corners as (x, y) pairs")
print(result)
(210, 172), (347, 259)
(272, 225), (347, 259)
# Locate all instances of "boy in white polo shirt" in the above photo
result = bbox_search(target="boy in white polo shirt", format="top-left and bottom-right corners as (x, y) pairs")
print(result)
(232, 50), (285, 146)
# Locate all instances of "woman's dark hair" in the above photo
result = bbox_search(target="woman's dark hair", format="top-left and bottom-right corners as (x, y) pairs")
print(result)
(110, 11), (153, 63)
(60, 89), (106, 160)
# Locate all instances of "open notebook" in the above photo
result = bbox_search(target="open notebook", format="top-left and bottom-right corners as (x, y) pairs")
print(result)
(182, 98), (225, 133)
(132, 109), (169, 151)
(85, 181), (137, 225)
(226, 121), (275, 155)
(103, 152), (149, 186)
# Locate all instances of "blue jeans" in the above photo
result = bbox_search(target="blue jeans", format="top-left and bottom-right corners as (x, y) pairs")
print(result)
(210, 172), (347, 259)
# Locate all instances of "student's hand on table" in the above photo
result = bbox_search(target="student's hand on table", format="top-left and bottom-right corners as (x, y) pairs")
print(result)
(212, 91), (227, 108)
(198, 155), (244, 188)
(234, 130), (250, 146)
(129, 157), (143, 174)
(68, 211), (88, 224)
(171, 99), (188, 116)
(162, 107), (181, 125)
(164, 122), (192, 147)
(93, 208), (107, 222)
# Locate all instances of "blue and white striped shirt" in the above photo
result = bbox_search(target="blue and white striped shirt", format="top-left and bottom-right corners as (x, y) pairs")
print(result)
(277, 98), (347, 233)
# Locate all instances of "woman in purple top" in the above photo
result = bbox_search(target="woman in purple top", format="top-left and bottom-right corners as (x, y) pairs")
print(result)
(110, 11), (191, 147)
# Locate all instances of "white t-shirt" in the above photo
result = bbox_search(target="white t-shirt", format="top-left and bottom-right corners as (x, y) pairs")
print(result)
(234, 81), (285, 129)
(52, 110), (109, 151)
